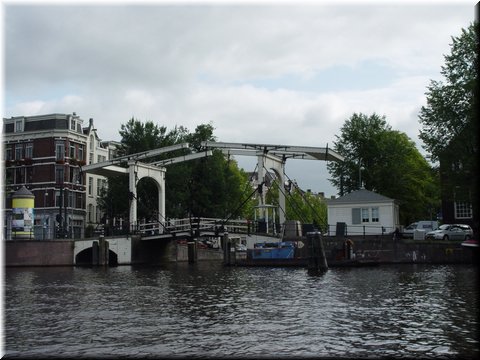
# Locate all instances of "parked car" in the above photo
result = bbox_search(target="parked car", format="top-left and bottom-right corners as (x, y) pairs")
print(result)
(402, 220), (439, 238)
(235, 243), (247, 252)
(425, 224), (473, 241)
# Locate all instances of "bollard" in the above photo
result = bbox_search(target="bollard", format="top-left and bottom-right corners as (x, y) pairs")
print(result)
(222, 232), (230, 265)
(92, 241), (99, 265)
(98, 235), (109, 266)
(307, 231), (328, 273)
(187, 240), (196, 264)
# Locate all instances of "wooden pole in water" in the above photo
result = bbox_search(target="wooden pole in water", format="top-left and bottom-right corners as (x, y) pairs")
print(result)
(187, 238), (196, 264)
(222, 232), (230, 266)
(307, 231), (328, 272)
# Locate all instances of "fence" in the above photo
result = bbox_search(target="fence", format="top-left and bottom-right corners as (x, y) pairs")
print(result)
(325, 222), (396, 237)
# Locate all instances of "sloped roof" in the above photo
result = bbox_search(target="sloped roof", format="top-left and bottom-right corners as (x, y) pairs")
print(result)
(327, 188), (394, 204)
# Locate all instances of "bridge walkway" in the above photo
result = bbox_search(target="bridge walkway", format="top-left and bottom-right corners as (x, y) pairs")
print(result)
(137, 217), (279, 241)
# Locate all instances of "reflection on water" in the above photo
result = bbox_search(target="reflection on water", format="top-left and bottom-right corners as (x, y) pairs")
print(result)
(4, 263), (479, 358)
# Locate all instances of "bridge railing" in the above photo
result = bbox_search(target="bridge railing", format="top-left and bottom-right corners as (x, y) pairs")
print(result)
(137, 217), (279, 237)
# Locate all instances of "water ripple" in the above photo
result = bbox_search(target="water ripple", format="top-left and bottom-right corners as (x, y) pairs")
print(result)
(4, 263), (479, 358)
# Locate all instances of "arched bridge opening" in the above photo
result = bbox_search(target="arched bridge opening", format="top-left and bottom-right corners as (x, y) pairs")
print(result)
(75, 247), (119, 266)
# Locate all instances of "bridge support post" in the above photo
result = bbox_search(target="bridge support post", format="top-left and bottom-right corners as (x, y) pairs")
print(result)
(99, 235), (109, 266)
(92, 241), (99, 265)
(307, 231), (328, 273)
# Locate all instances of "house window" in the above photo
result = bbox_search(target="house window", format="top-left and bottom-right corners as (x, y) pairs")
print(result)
(15, 120), (23, 132)
(56, 141), (65, 160)
(88, 177), (93, 195)
(25, 143), (33, 159)
(70, 119), (76, 131)
(361, 208), (370, 223)
(88, 204), (94, 222)
(455, 202), (472, 219)
(5, 147), (12, 160)
(69, 144), (76, 158)
(55, 166), (64, 184)
(371, 207), (379, 222)
(352, 208), (361, 224)
(97, 178), (102, 196)
(55, 190), (61, 207)
(14, 167), (25, 184)
(15, 144), (23, 160)
(78, 146), (84, 161)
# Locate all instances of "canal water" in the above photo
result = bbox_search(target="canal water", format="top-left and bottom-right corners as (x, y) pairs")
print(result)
(3, 263), (479, 358)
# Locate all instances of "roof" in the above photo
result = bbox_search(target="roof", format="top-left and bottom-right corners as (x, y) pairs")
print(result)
(327, 188), (395, 205)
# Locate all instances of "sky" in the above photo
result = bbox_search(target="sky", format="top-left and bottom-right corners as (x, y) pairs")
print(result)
(1, 0), (476, 197)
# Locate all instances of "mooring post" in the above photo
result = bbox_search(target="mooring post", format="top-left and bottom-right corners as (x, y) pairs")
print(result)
(222, 232), (230, 266)
(307, 231), (328, 273)
(92, 240), (99, 265)
(98, 235), (109, 266)
(187, 238), (197, 264)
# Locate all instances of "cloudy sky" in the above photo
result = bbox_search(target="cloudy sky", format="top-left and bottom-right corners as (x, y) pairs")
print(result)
(2, 1), (475, 197)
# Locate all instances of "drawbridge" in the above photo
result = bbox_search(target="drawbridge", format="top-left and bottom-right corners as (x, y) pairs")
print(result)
(81, 141), (344, 237)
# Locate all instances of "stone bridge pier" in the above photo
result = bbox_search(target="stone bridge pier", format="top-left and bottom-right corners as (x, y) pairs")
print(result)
(73, 236), (179, 266)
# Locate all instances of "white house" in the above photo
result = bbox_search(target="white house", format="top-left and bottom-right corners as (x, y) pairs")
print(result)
(326, 189), (400, 236)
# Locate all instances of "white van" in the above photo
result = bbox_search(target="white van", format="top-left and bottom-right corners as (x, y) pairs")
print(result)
(402, 221), (439, 238)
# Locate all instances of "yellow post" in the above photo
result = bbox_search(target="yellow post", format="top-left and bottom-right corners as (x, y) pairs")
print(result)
(11, 186), (35, 240)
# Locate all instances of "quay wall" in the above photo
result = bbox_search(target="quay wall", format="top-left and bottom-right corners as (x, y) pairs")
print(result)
(5, 240), (74, 266)
(320, 235), (474, 264)
(4, 234), (476, 266)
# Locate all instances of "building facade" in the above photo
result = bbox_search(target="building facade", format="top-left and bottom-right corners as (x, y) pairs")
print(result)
(326, 188), (400, 236)
(3, 113), (117, 240)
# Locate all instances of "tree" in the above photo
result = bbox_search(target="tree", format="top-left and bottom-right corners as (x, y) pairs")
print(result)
(98, 119), (254, 225)
(328, 113), (440, 225)
(418, 22), (478, 231)
(418, 23), (477, 163)
(265, 179), (328, 232)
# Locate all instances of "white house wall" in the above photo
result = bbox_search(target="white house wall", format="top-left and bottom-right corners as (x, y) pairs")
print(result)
(327, 202), (397, 236)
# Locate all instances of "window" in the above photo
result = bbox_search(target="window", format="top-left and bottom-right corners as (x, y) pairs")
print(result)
(14, 167), (25, 184)
(25, 143), (33, 159)
(97, 178), (102, 196)
(455, 202), (472, 219)
(361, 208), (369, 223)
(88, 204), (94, 222)
(352, 208), (361, 224)
(371, 207), (379, 222)
(55, 166), (64, 184)
(88, 177), (93, 195)
(15, 144), (23, 160)
(55, 190), (61, 207)
(69, 144), (76, 158)
(15, 120), (23, 132)
(56, 141), (65, 160)
(68, 190), (75, 208)
(78, 146), (84, 161)
(70, 168), (80, 184)
(5, 147), (12, 160)
(70, 119), (76, 131)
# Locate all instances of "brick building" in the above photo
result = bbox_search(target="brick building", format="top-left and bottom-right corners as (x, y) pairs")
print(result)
(3, 113), (119, 239)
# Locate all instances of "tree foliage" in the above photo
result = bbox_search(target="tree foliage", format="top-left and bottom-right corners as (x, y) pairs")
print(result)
(418, 23), (477, 163)
(327, 113), (440, 225)
(418, 22), (478, 230)
(265, 179), (328, 232)
(98, 119), (255, 225)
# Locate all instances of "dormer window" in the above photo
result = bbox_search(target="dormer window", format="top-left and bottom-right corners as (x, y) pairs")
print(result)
(70, 119), (76, 131)
(15, 120), (23, 132)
